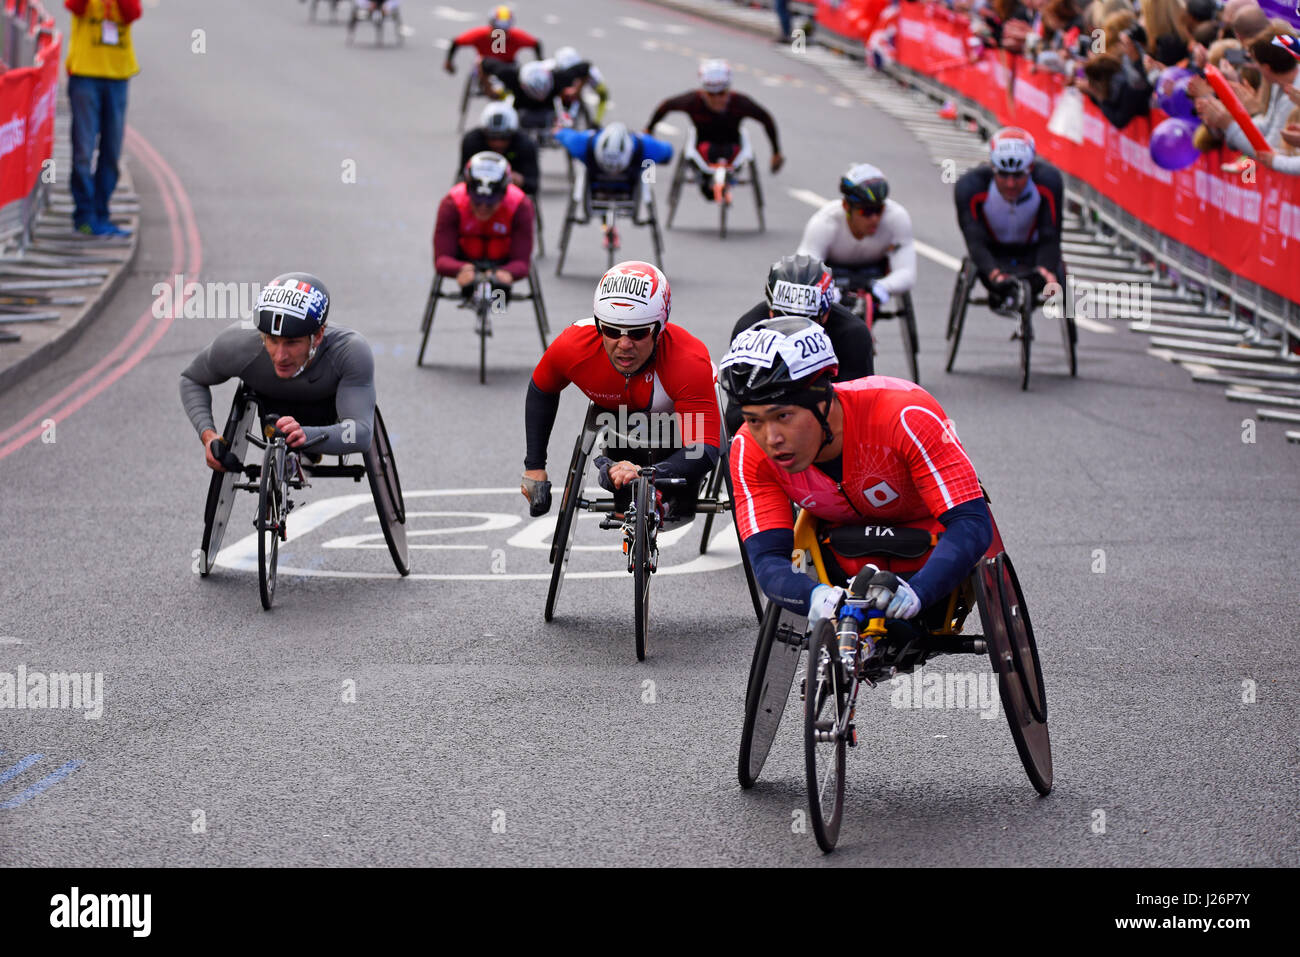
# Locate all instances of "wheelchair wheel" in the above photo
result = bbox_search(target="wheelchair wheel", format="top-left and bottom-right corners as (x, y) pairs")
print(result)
(364, 407), (410, 576)
(723, 458), (764, 623)
(738, 602), (805, 788)
(665, 156), (687, 229)
(751, 162), (766, 232)
(718, 186), (728, 240)
(555, 195), (577, 276)
(648, 195), (665, 268)
(998, 554), (1046, 723)
(528, 266), (550, 349)
(1061, 312), (1078, 377)
(804, 619), (849, 852)
(633, 476), (653, 662)
(1019, 284), (1033, 392)
(200, 390), (255, 576)
(544, 430), (590, 622)
(476, 295), (490, 385)
(973, 556), (1052, 795)
(416, 277), (440, 367)
(945, 259), (974, 373)
(257, 443), (285, 611)
(457, 71), (475, 132)
(697, 456), (724, 556)
(899, 291), (920, 384)
(534, 201), (545, 260)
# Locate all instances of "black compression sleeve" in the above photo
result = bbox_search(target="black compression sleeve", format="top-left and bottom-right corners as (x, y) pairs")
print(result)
(745, 527), (816, 615)
(905, 498), (993, 609)
(524, 380), (561, 470)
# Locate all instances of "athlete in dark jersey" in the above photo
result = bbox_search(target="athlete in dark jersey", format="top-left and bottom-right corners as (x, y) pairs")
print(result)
(459, 102), (540, 197)
(955, 127), (1065, 309)
(180, 273), (376, 465)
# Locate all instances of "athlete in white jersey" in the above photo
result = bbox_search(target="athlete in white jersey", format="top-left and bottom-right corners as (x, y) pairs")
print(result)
(796, 163), (916, 309)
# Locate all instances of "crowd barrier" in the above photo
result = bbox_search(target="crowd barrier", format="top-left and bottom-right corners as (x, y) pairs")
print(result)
(0, 0), (60, 248)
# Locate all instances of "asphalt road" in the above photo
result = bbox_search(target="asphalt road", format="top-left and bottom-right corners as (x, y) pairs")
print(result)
(0, 0), (1295, 866)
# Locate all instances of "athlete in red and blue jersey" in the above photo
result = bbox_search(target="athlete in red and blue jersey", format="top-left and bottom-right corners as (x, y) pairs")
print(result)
(721, 317), (992, 621)
(521, 261), (720, 521)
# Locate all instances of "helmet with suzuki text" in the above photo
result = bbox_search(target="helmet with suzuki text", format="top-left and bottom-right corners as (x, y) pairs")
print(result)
(256, 272), (330, 339)
(592, 260), (671, 331)
(989, 127), (1035, 174)
(464, 151), (512, 203)
(720, 316), (838, 409)
(594, 123), (636, 175)
(765, 254), (835, 320)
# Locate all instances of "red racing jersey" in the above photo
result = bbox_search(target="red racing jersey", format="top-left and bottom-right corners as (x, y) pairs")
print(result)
(730, 376), (982, 541)
(531, 321), (721, 450)
(451, 25), (540, 62)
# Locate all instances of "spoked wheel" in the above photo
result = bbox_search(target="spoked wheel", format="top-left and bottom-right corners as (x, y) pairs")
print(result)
(457, 70), (475, 132)
(1062, 313), (1078, 377)
(1019, 283), (1033, 392)
(544, 429), (589, 622)
(632, 476), (653, 662)
(257, 443), (284, 611)
(416, 278), (439, 367)
(200, 390), (255, 576)
(697, 457), (724, 555)
(477, 297), (489, 385)
(555, 198), (576, 276)
(738, 602), (805, 788)
(900, 292), (920, 384)
(364, 407), (410, 576)
(649, 197), (665, 268)
(751, 162), (766, 232)
(665, 158), (686, 228)
(534, 201), (545, 259)
(804, 619), (850, 853)
(945, 260), (974, 373)
(974, 556), (1052, 795)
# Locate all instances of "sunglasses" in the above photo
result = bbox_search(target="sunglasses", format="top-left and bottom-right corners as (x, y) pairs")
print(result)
(597, 321), (654, 341)
(994, 170), (1029, 180)
(847, 201), (885, 216)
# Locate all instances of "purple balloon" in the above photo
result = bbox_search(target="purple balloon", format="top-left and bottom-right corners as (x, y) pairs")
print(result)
(1150, 117), (1203, 171)
(1159, 74), (1198, 120)
(1156, 66), (1193, 97)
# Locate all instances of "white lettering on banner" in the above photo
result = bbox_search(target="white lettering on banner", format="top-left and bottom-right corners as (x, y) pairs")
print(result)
(0, 114), (26, 160)
(1118, 134), (1172, 184)
(1192, 170), (1263, 223)
(933, 31), (964, 58)
(29, 83), (56, 137)
(1083, 113), (1105, 147)
(1281, 201), (1300, 242)
(1012, 79), (1050, 118)
(899, 19), (926, 41)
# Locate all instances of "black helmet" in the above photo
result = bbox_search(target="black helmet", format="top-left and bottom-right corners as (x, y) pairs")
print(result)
(839, 162), (889, 207)
(765, 254), (835, 319)
(720, 316), (838, 408)
(464, 151), (512, 203)
(255, 272), (330, 338)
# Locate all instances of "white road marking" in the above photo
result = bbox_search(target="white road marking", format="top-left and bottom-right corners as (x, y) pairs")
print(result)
(616, 16), (652, 31)
(214, 489), (741, 580)
(832, 95), (855, 108)
(433, 6), (475, 22)
(0, 637), (22, 645)
(544, 14), (561, 25)
(786, 187), (1113, 332)
(664, 24), (691, 35)
(589, 27), (606, 38)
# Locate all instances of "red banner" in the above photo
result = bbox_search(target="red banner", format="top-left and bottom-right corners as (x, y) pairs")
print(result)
(816, 0), (890, 41)
(0, 69), (36, 208)
(25, 32), (60, 196)
(895, 3), (1300, 301)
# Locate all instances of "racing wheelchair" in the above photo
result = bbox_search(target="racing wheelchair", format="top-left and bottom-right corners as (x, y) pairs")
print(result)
(416, 259), (550, 383)
(945, 257), (1077, 391)
(198, 385), (410, 610)
(830, 265), (920, 384)
(737, 499), (1052, 853)
(544, 392), (764, 662)
(304, 0), (345, 21)
(346, 0), (403, 46)
(664, 128), (765, 239)
(554, 166), (665, 276)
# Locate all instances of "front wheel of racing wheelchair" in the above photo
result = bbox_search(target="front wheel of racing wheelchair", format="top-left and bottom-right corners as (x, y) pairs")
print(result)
(198, 386), (411, 608)
(664, 128), (764, 239)
(543, 399), (764, 661)
(736, 502), (1052, 851)
(555, 171), (665, 276)
(945, 256), (1077, 390)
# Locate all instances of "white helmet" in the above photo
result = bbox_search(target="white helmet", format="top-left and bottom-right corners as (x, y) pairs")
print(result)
(594, 123), (636, 175)
(698, 58), (732, 93)
(519, 60), (554, 100)
(593, 261), (671, 330)
(481, 101), (518, 135)
(554, 46), (581, 71)
(989, 127), (1035, 174)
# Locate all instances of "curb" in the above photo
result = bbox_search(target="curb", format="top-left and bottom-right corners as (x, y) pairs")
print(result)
(0, 164), (140, 398)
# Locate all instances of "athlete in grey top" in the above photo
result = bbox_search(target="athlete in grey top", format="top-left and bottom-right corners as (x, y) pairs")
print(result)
(182, 323), (375, 459)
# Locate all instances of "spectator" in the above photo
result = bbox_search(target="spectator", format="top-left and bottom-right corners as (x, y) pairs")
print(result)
(1197, 31), (1300, 157)
(1140, 0), (1192, 64)
(1081, 51), (1155, 127)
(1227, 4), (1268, 43)
(65, 0), (142, 238)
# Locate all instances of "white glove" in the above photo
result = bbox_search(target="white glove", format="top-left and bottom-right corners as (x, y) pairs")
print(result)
(871, 281), (891, 306)
(865, 576), (921, 619)
(808, 584), (847, 623)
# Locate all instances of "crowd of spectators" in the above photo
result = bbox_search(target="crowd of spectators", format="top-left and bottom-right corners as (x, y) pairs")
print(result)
(939, 0), (1300, 173)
